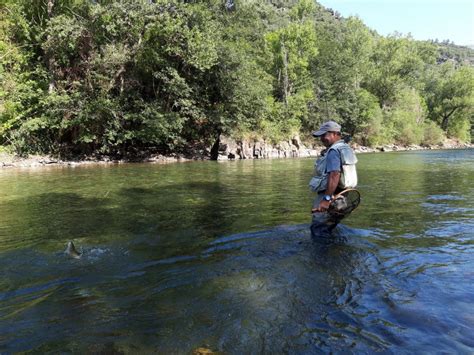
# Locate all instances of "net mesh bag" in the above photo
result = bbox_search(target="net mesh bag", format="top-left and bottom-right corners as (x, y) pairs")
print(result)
(328, 189), (361, 217)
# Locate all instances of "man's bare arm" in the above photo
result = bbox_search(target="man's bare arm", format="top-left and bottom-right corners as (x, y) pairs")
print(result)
(325, 171), (341, 197)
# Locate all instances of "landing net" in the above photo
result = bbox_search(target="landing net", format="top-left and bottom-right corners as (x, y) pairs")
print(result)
(328, 189), (361, 217)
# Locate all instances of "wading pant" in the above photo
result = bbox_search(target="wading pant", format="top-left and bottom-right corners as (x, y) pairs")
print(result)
(311, 194), (341, 241)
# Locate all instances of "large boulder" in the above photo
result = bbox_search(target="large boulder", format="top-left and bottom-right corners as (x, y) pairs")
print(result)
(219, 135), (239, 159)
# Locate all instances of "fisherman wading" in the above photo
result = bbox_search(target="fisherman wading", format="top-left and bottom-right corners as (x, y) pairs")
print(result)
(309, 121), (358, 241)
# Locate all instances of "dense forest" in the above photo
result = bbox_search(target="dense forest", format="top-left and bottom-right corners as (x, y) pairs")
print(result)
(1, 0), (473, 159)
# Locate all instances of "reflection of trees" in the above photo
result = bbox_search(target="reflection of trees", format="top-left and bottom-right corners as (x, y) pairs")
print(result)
(0, 192), (112, 252)
(0, 159), (314, 257)
(355, 152), (428, 237)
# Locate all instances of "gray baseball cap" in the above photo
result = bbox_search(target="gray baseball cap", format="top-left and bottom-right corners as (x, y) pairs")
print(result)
(312, 121), (341, 137)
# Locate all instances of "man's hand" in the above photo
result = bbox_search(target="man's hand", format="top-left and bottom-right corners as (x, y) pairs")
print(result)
(312, 199), (331, 213)
(311, 170), (340, 213)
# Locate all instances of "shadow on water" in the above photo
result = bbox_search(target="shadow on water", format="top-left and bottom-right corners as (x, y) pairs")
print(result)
(0, 178), (309, 256)
(1, 181), (231, 253)
(0, 192), (113, 250)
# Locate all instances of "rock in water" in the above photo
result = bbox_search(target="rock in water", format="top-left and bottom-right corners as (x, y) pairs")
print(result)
(65, 241), (82, 259)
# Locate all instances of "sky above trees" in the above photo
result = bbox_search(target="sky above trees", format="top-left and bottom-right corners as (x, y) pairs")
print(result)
(318, 0), (474, 46)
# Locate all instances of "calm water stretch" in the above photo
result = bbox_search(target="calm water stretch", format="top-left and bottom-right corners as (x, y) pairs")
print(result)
(1, 149), (473, 353)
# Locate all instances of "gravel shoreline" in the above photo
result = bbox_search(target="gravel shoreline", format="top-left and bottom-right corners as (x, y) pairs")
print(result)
(1, 141), (472, 169)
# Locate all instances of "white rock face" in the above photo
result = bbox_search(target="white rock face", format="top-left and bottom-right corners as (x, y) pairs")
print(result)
(215, 135), (322, 161)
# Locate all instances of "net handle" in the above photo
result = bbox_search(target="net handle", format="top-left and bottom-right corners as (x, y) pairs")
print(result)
(333, 188), (359, 199)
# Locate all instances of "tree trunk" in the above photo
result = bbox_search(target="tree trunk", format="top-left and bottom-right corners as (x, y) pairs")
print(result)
(282, 43), (289, 107)
(210, 132), (221, 160)
(47, 0), (56, 94)
(441, 107), (458, 132)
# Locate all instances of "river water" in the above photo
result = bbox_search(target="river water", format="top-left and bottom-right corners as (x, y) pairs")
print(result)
(0, 149), (473, 353)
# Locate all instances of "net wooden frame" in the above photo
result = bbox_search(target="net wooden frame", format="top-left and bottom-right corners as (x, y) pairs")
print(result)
(327, 188), (361, 217)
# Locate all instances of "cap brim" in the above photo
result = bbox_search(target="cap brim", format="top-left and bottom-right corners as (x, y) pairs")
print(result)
(312, 129), (326, 137)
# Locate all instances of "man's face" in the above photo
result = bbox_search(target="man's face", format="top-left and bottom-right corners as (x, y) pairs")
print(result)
(320, 131), (339, 147)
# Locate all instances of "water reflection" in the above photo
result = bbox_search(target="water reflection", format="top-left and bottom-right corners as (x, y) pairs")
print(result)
(0, 149), (473, 352)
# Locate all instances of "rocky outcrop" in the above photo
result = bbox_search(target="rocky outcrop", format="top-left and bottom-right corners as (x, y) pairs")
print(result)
(216, 137), (474, 161)
(350, 140), (473, 154)
(213, 135), (322, 161)
(214, 135), (240, 160)
(439, 139), (473, 149)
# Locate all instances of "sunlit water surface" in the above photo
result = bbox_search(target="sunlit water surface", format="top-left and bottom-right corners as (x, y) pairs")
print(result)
(0, 149), (473, 353)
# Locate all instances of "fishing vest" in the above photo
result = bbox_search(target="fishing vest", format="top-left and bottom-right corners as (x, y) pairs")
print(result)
(309, 140), (358, 193)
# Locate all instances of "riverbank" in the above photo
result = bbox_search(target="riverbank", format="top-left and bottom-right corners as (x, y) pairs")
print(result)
(0, 138), (472, 168)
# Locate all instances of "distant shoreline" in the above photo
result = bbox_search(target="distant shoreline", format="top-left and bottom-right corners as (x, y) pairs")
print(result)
(1, 141), (472, 169)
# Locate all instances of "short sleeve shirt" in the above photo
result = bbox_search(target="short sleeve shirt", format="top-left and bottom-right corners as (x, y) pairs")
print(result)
(325, 148), (341, 173)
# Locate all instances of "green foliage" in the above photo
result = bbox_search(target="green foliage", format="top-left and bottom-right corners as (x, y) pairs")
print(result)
(424, 63), (474, 134)
(312, 16), (374, 133)
(422, 121), (445, 146)
(447, 117), (471, 142)
(265, 21), (318, 100)
(365, 35), (436, 106)
(435, 41), (474, 66)
(42, 15), (86, 68)
(0, 145), (10, 153)
(352, 89), (386, 146)
(1, 0), (473, 157)
(383, 88), (426, 145)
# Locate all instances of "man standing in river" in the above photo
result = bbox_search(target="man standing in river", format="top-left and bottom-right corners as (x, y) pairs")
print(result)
(309, 121), (358, 240)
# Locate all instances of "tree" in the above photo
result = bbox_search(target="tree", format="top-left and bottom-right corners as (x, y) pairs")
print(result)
(1, 0), (473, 156)
(264, 0), (318, 136)
(366, 35), (428, 106)
(424, 63), (474, 134)
(383, 87), (427, 145)
(312, 15), (375, 133)
(352, 89), (384, 146)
